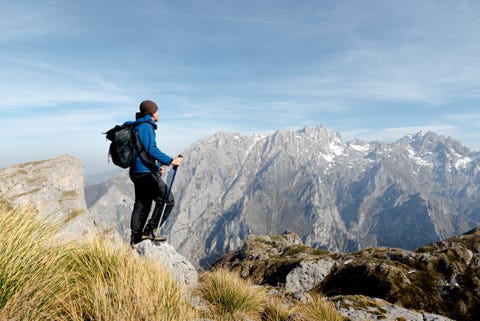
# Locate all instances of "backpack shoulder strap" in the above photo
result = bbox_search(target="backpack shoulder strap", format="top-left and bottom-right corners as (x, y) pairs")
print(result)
(131, 124), (158, 171)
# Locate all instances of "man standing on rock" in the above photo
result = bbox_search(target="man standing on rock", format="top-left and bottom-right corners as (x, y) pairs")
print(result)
(125, 100), (183, 246)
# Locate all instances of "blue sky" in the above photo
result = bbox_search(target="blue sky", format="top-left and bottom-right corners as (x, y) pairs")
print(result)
(1, 0), (480, 177)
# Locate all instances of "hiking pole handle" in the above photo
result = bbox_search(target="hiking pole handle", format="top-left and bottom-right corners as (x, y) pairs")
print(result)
(172, 154), (183, 170)
(165, 155), (181, 200)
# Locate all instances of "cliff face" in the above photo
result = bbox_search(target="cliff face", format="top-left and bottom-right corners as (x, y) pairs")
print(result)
(0, 155), (97, 240)
(86, 171), (134, 241)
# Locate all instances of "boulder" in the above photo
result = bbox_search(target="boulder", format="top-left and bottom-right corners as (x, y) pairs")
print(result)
(285, 258), (335, 292)
(134, 240), (198, 286)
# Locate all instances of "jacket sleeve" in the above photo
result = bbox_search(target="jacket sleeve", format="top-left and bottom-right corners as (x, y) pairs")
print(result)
(136, 124), (173, 165)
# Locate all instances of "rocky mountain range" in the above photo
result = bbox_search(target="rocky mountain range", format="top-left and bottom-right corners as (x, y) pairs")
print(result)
(87, 125), (480, 268)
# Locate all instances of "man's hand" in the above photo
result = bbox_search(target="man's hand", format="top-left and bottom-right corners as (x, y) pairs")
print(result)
(171, 154), (183, 167)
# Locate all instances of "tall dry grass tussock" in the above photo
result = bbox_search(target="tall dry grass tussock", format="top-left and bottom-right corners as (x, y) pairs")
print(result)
(0, 201), (78, 320)
(262, 297), (294, 321)
(197, 268), (266, 321)
(69, 239), (196, 321)
(0, 200), (197, 321)
(295, 292), (344, 321)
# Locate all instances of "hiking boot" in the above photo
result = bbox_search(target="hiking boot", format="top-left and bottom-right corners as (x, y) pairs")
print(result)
(130, 234), (142, 247)
(141, 232), (154, 240)
(141, 229), (167, 242)
(141, 228), (155, 240)
(154, 234), (167, 242)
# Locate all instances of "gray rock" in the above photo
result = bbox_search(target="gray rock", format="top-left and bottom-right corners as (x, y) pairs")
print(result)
(134, 240), (198, 286)
(333, 296), (455, 321)
(291, 291), (311, 304)
(285, 258), (335, 292)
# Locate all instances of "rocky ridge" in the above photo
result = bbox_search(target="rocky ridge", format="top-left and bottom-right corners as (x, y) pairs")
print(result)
(216, 228), (480, 321)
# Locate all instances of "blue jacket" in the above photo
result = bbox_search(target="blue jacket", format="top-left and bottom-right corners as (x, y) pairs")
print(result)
(124, 114), (173, 173)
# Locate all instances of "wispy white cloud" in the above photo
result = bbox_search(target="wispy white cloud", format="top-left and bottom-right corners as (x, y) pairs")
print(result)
(0, 54), (133, 109)
(445, 112), (480, 123)
(2, 0), (480, 174)
(0, 3), (58, 41)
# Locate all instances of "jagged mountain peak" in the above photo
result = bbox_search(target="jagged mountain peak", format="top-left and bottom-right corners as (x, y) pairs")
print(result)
(259, 125), (345, 165)
(193, 125), (344, 161)
(397, 130), (470, 155)
(270, 125), (341, 142)
(187, 131), (265, 162)
(361, 131), (478, 175)
(191, 130), (248, 148)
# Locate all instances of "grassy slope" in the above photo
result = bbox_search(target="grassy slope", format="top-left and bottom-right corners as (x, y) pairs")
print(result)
(0, 200), (342, 320)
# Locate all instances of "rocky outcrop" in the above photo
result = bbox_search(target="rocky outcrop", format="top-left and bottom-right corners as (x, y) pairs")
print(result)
(0, 155), (97, 241)
(331, 295), (455, 321)
(215, 232), (337, 285)
(319, 227), (480, 321)
(134, 240), (198, 287)
(217, 229), (480, 321)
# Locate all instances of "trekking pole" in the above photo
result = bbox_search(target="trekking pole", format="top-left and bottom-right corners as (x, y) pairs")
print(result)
(155, 156), (181, 235)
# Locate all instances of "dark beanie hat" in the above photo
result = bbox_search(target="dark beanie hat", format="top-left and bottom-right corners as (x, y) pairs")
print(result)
(139, 100), (159, 115)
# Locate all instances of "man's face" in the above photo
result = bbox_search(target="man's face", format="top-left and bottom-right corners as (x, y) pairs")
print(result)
(152, 111), (159, 122)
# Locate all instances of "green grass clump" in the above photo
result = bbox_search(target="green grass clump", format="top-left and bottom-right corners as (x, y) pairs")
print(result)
(197, 268), (266, 320)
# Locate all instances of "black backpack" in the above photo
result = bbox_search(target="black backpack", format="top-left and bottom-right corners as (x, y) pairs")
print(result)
(104, 124), (156, 169)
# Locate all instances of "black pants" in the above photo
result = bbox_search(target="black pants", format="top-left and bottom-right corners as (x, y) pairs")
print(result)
(130, 172), (174, 241)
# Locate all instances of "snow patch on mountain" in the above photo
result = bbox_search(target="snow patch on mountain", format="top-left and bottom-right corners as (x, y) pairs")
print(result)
(350, 143), (371, 153)
(455, 157), (472, 170)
